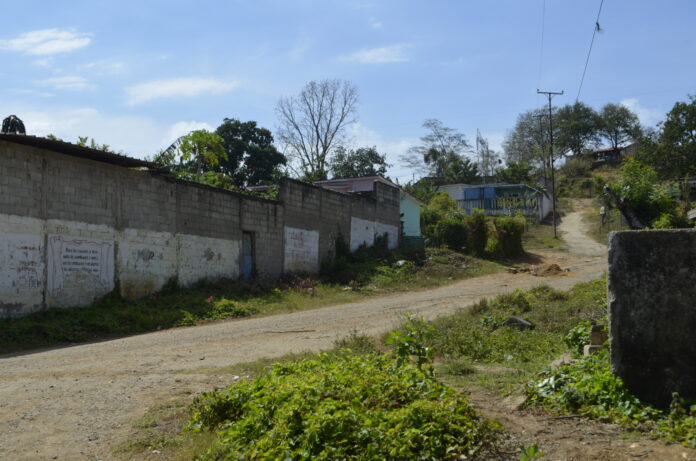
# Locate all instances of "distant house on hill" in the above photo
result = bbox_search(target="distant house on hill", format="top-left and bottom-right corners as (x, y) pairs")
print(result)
(582, 143), (638, 167)
(438, 183), (552, 221)
(314, 176), (424, 240)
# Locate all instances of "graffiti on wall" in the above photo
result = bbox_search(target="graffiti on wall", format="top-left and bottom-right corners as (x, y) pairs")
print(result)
(47, 235), (115, 296)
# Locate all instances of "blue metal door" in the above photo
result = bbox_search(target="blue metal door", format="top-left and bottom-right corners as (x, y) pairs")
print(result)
(242, 232), (254, 280)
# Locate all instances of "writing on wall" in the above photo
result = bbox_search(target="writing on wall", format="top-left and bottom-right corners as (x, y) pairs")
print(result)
(47, 235), (115, 296)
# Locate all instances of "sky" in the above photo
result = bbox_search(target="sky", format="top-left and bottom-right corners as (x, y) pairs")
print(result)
(1, 0), (695, 183)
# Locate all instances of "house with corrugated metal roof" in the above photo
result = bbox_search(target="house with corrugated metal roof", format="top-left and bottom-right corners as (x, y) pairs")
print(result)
(438, 183), (552, 221)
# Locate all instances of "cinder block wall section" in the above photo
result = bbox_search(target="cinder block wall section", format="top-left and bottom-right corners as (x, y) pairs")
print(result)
(0, 141), (400, 317)
(608, 229), (696, 408)
(0, 140), (280, 317)
(279, 178), (401, 270)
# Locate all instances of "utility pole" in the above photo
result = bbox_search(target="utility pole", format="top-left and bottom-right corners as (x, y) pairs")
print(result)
(532, 114), (547, 186)
(537, 89), (563, 238)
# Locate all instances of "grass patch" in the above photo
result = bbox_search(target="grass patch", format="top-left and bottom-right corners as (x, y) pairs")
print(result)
(522, 220), (566, 251)
(0, 247), (504, 355)
(404, 278), (607, 394)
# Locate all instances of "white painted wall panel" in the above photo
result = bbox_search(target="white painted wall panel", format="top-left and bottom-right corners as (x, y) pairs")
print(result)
(118, 228), (178, 299)
(177, 234), (240, 287)
(376, 222), (399, 249)
(0, 215), (45, 316)
(283, 226), (319, 274)
(46, 234), (115, 308)
(350, 217), (375, 251)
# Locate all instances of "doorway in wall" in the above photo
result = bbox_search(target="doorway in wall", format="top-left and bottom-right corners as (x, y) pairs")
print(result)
(241, 232), (255, 280)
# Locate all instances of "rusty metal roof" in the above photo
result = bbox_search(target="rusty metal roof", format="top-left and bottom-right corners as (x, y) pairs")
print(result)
(0, 134), (155, 169)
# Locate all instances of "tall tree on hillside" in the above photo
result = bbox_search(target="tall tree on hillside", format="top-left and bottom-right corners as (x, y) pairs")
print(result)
(215, 118), (286, 186)
(637, 95), (696, 179)
(400, 119), (474, 179)
(555, 102), (601, 155)
(276, 79), (358, 181)
(330, 146), (390, 179)
(598, 103), (642, 149)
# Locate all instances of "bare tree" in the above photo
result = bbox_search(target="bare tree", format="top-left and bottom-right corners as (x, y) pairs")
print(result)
(276, 79), (358, 181)
(400, 119), (472, 177)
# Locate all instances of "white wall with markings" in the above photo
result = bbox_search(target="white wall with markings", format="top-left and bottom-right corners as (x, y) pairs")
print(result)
(0, 213), (243, 317)
(283, 226), (319, 274)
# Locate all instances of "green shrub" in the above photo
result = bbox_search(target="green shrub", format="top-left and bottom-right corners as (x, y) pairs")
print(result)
(564, 320), (592, 356)
(189, 353), (501, 460)
(493, 217), (525, 258)
(651, 212), (692, 229)
(435, 217), (468, 251)
(464, 209), (488, 256)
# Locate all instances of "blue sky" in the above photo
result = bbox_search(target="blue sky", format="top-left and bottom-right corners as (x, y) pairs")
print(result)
(1, 0), (694, 182)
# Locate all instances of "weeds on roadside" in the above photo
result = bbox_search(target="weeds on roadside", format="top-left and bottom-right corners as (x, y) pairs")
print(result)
(187, 353), (502, 460)
(526, 349), (696, 448)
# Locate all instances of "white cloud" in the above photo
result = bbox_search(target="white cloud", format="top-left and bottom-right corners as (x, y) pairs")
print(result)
(6, 104), (199, 158)
(369, 18), (383, 29)
(33, 57), (54, 67)
(79, 59), (124, 75)
(163, 121), (214, 146)
(620, 98), (664, 126)
(125, 77), (240, 105)
(0, 29), (91, 55)
(339, 44), (410, 64)
(35, 75), (89, 90)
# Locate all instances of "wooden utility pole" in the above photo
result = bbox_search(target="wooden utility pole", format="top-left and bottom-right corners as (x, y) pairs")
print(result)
(537, 89), (563, 238)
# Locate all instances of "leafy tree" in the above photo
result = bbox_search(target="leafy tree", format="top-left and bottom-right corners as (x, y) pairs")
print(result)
(636, 96), (696, 179)
(276, 79), (358, 181)
(330, 146), (389, 179)
(444, 155), (479, 184)
(598, 103), (642, 149)
(215, 118), (286, 186)
(401, 119), (476, 181)
(555, 102), (601, 155)
(495, 161), (533, 184)
(153, 130), (228, 184)
(403, 179), (438, 203)
(502, 109), (552, 166)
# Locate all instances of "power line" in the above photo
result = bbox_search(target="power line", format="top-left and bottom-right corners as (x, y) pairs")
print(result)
(537, 0), (546, 90)
(576, 0), (605, 102)
(536, 0), (546, 106)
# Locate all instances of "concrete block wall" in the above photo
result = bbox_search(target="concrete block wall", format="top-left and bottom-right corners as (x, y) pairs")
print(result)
(608, 229), (696, 408)
(0, 140), (400, 317)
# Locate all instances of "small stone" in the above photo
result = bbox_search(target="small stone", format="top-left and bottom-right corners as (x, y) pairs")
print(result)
(583, 344), (603, 356)
(503, 316), (534, 330)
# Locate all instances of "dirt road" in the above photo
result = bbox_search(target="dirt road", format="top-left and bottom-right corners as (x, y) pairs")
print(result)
(0, 211), (606, 461)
